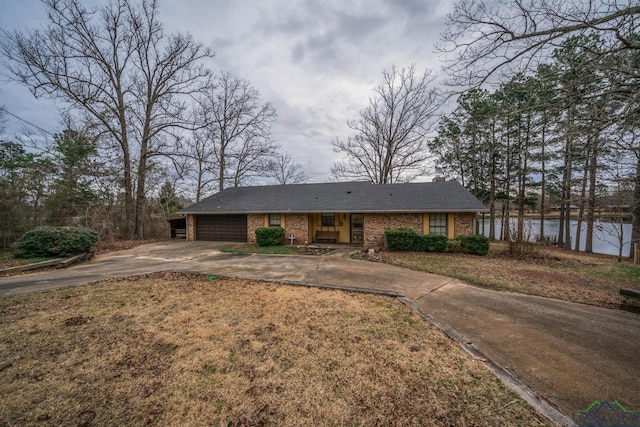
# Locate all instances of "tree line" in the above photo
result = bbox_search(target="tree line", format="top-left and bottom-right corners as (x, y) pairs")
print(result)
(0, 0), (305, 244)
(436, 0), (639, 258)
(430, 34), (638, 254)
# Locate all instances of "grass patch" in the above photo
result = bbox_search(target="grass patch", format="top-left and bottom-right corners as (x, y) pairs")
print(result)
(0, 252), (56, 270)
(375, 241), (639, 309)
(221, 244), (300, 255)
(0, 274), (552, 426)
(574, 262), (640, 283)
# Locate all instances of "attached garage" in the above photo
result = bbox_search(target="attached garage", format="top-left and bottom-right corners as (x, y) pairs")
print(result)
(195, 214), (247, 242)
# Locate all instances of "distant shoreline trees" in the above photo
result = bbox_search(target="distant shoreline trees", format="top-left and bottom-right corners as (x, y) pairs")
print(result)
(437, 0), (639, 258)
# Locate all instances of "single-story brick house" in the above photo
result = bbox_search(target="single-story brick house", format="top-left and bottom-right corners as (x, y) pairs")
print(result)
(178, 180), (488, 248)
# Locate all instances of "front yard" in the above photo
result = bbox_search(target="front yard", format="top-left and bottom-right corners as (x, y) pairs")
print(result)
(372, 241), (640, 309)
(0, 273), (552, 426)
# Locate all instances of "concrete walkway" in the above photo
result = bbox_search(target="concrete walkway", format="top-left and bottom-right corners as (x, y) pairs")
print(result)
(2, 240), (639, 425)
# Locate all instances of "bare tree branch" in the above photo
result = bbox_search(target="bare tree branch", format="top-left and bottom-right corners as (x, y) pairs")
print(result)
(332, 65), (440, 183)
(195, 71), (277, 191)
(0, 0), (213, 239)
(266, 152), (307, 185)
(439, 0), (640, 87)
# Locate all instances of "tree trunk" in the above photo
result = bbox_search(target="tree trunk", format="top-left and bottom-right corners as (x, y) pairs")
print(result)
(630, 154), (640, 260)
(135, 153), (147, 240)
(218, 134), (226, 192)
(135, 112), (152, 240)
(503, 129), (512, 242)
(489, 160), (496, 240)
(574, 151), (589, 252)
(558, 149), (568, 248)
(539, 122), (546, 240)
(516, 114), (530, 243)
(562, 108), (574, 251)
(585, 134), (598, 253)
(123, 154), (136, 240)
(196, 160), (204, 202)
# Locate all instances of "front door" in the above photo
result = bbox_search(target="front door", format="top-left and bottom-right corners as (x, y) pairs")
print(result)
(350, 214), (364, 244)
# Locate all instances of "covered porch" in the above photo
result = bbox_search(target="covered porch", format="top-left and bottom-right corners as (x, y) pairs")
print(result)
(308, 212), (364, 244)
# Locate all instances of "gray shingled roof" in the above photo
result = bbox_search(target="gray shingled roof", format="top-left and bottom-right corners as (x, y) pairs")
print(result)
(180, 181), (488, 214)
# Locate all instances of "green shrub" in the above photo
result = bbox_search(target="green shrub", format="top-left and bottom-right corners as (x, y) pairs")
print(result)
(423, 234), (449, 253)
(384, 228), (426, 251)
(455, 234), (490, 255)
(447, 238), (463, 253)
(255, 227), (285, 247)
(385, 229), (451, 253)
(13, 226), (99, 258)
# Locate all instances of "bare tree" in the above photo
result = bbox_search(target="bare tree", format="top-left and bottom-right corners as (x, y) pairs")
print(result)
(228, 132), (278, 187)
(183, 129), (219, 202)
(331, 65), (440, 184)
(266, 152), (307, 185)
(439, 0), (640, 87)
(0, 0), (213, 239)
(197, 71), (277, 191)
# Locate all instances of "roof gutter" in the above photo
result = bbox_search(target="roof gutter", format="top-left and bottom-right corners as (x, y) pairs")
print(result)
(179, 209), (490, 214)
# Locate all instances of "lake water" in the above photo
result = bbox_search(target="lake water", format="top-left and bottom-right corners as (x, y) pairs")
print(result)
(480, 218), (633, 257)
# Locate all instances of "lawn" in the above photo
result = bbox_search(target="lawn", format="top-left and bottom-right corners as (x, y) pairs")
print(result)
(373, 241), (640, 309)
(0, 273), (552, 426)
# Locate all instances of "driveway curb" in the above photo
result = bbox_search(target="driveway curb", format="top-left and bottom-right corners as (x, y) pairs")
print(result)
(0, 252), (93, 276)
(400, 297), (571, 426)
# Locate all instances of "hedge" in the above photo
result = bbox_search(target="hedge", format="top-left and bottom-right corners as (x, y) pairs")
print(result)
(13, 226), (99, 258)
(255, 227), (285, 247)
(385, 228), (489, 255)
(423, 234), (449, 253)
(384, 228), (448, 253)
(454, 234), (490, 255)
(384, 228), (426, 251)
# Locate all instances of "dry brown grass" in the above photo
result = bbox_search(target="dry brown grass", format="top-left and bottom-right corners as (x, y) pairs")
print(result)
(0, 273), (552, 426)
(376, 241), (640, 309)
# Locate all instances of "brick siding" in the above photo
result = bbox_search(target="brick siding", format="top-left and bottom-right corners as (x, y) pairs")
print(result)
(246, 214), (264, 243)
(186, 214), (195, 241)
(364, 212), (477, 248)
(454, 213), (475, 237)
(191, 211), (476, 245)
(284, 214), (309, 245)
(363, 213), (423, 248)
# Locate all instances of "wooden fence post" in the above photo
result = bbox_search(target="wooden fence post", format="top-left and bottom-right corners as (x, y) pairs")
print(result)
(635, 244), (639, 265)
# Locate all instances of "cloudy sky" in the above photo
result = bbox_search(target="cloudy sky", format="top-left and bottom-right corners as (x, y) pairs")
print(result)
(0, 0), (453, 182)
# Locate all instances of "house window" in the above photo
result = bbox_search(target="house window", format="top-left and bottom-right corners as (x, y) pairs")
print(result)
(429, 213), (448, 236)
(321, 213), (335, 227)
(268, 214), (281, 227)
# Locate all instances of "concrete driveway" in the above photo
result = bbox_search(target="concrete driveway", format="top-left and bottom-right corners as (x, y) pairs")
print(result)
(2, 240), (639, 425)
